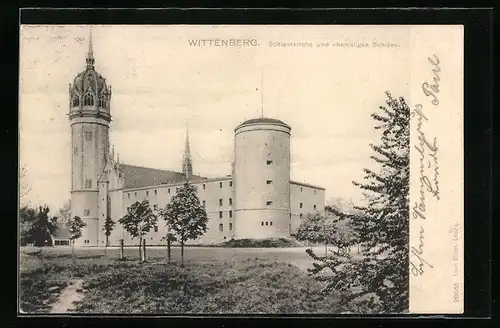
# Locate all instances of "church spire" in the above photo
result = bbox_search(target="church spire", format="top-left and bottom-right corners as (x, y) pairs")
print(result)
(86, 27), (95, 69)
(182, 125), (193, 181)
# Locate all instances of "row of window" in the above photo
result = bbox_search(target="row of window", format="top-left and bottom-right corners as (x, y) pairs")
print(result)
(125, 180), (236, 200)
(72, 94), (108, 108)
(299, 186), (318, 195)
(219, 222), (233, 232)
(54, 240), (70, 246)
(218, 210), (233, 218)
(261, 221), (273, 226)
(203, 180), (232, 190)
(299, 203), (317, 210)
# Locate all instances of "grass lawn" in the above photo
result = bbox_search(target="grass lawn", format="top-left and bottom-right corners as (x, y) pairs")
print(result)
(19, 246), (346, 314)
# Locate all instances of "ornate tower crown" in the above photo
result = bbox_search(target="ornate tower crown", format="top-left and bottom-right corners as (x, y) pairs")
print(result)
(69, 28), (112, 122)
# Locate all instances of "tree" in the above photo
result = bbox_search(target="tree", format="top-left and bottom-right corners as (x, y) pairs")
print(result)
(118, 200), (157, 263)
(306, 92), (410, 313)
(58, 200), (71, 224)
(162, 232), (176, 263)
(159, 181), (208, 267)
(20, 206), (36, 246)
(20, 205), (58, 247)
(102, 216), (116, 251)
(296, 213), (336, 256)
(19, 166), (31, 207)
(67, 216), (87, 256)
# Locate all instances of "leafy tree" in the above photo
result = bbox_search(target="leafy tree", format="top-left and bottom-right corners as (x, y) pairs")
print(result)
(20, 206), (36, 246)
(159, 182), (208, 267)
(58, 200), (71, 224)
(296, 213), (336, 256)
(118, 200), (157, 263)
(306, 91), (410, 313)
(102, 216), (116, 250)
(67, 216), (87, 256)
(20, 205), (57, 247)
(19, 166), (31, 207)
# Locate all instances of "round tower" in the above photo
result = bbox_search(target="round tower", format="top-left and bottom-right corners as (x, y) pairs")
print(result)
(233, 117), (291, 239)
(69, 30), (112, 247)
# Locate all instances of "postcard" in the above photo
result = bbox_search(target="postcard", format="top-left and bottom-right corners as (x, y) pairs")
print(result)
(19, 24), (463, 315)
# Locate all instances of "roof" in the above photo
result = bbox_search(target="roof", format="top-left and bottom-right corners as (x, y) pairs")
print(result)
(121, 164), (206, 189)
(235, 117), (291, 130)
(291, 180), (326, 190)
(52, 223), (71, 239)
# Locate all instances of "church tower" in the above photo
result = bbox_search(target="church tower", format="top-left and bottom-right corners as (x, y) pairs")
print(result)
(68, 29), (112, 247)
(182, 127), (193, 181)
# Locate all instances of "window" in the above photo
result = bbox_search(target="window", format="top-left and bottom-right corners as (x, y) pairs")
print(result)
(84, 209), (90, 216)
(203, 184), (206, 190)
(229, 223), (233, 231)
(168, 188), (171, 193)
(153, 204), (157, 210)
(313, 205), (317, 210)
(300, 187), (303, 192)
(154, 190), (157, 195)
(219, 199), (223, 206)
(229, 210), (232, 218)
(314, 189), (317, 195)
(85, 131), (93, 141)
(146, 191), (149, 196)
(219, 211), (223, 219)
(134, 192), (137, 197)
(266, 180), (272, 184)
(266, 222), (269, 226)
(128, 193), (130, 199)
(85, 179), (92, 189)
(229, 198), (232, 205)
(266, 201), (273, 206)
(154, 226), (158, 232)
(261, 222), (264, 226)
(73, 146), (78, 156)
(270, 221), (273, 226)
(72, 96), (79, 107)
(202, 200), (206, 207)
(99, 95), (107, 108)
(229, 181), (232, 187)
(83, 93), (94, 106)
(300, 214), (303, 219)
(176, 187), (179, 192)
(300, 202), (303, 208)
(219, 223), (223, 232)
(219, 182), (223, 188)
(127, 206), (130, 212)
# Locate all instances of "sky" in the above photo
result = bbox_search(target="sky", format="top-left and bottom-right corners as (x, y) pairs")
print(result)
(19, 25), (412, 212)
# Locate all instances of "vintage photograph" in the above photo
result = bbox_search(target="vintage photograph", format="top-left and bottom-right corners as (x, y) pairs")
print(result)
(19, 25), (463, 315)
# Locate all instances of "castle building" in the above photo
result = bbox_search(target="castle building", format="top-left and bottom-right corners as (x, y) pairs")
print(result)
(69, 32), (325, 247)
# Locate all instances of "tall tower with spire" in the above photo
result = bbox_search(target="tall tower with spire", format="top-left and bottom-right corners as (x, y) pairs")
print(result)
(182, 126), (193, 181)
(68, 28), (112, 247)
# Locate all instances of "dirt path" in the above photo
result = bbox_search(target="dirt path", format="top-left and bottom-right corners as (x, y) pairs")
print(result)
(49, 279), (85, 313)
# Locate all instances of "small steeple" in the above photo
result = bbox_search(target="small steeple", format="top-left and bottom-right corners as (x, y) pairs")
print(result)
(182, 125), (193, 181)
(86, 27), (95, 68)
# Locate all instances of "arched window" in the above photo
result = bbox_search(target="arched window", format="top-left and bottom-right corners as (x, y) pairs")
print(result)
(98, 95), (107, 108)
(83, 93), (94, 106)
(72, 95), (79, 107)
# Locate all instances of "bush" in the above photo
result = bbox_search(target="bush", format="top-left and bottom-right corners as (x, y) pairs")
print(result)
(220, 237), (304, 248)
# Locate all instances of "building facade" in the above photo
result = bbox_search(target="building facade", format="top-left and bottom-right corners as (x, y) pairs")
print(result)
(69, 32), (326, 247)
